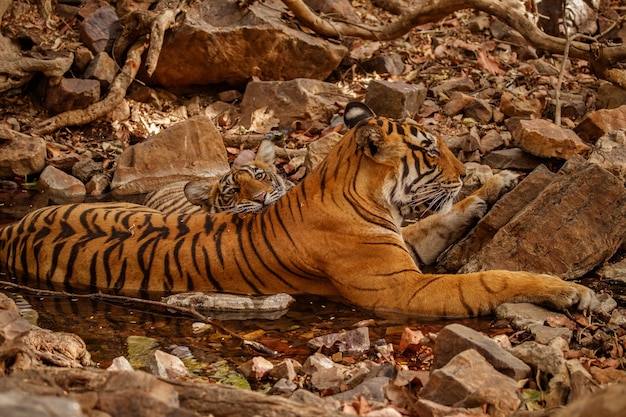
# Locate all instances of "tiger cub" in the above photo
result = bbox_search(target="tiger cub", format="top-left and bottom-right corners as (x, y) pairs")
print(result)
(143, 140), (289, 215)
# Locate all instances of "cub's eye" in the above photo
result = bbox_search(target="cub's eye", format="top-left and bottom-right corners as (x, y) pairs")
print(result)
(224, 187), (238, 195)
(427, 149), (440, 157)
(255, 172), (266, 180)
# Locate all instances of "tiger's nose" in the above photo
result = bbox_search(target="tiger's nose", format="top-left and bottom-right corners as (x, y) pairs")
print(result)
(253, 192), (267, 203)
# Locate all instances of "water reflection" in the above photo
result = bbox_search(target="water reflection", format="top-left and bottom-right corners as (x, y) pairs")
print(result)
(3, 289), (494, 369)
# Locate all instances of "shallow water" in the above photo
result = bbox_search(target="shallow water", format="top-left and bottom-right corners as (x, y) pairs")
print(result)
(3, 288), (495, 370)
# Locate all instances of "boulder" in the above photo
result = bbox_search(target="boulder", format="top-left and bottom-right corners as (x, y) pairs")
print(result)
(431, 324), (530, 380)
(78, 6), (122, 54)
(142, 0), (347, 90)
(588, 130), (626, 184)
(36, 166), (86, 202)
(439, 165), (555, 271)
(481, 147), (544, 171)
(575, 105), (626, 143)
(44, 78), (101, 114)
(110, 116), (229, 195)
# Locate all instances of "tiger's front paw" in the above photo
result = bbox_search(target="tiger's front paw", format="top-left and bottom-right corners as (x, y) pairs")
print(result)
(473, 171), (521, 204)
(542, 276), (600, 312)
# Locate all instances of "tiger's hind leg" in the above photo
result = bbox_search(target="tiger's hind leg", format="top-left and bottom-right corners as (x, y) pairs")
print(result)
(403, 170), (520, 265)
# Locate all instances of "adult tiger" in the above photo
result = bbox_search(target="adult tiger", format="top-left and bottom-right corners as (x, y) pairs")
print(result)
(0, 102), (597, 316)
(143, 140), (289, 215)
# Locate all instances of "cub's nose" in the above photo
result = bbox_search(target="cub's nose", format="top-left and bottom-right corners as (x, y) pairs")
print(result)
(253, 191), (267, 203)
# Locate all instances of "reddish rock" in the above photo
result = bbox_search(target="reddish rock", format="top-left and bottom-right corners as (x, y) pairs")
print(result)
(432, 324), (530, 380)
(360, 53), (405, 75)
(45, 78), (101, 114)
(0, 135), (46, 177)
(499, 91), (542, 118)
(421, 349), (521, 417)
(36, 165), (86, 202)
(513, 118), (591, 159)
(84, 51), (117, 89)
(443, 92), (475, 116)
(595, 82), (626, 109)
(365, 79), (427, 119)
(574, 105), (626, 143)
(431, 77), (476, 94)
(481, 147), (544, 171)
(240, 79), (347, 131)
(143, 0), (346, 90)
(440, 165), (555, 272)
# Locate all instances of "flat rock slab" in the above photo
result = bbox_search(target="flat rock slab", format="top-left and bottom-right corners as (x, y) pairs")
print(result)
(143, 0), (347, 90)
(459, 160), (626, 278)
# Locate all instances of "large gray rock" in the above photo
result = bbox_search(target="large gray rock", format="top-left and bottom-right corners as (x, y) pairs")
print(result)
(420, 349), (521, 417)
(459, 159), (626, 279)
(110, 116), (229, 195)
(143, 0), (347, 90)
(432, 324), (530, 380)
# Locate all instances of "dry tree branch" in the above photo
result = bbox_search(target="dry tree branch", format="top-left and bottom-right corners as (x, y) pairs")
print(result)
(281, 0), (626, 86)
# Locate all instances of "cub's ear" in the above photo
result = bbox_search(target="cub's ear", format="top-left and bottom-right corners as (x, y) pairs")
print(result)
(184, 179), (216, 211)
(254, 140), (277, 171)
(344, 102), (375, 128)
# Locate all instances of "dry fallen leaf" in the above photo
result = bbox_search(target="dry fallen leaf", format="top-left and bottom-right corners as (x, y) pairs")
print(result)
(248, 106), (279, 134)
(477, 50), (505, 75)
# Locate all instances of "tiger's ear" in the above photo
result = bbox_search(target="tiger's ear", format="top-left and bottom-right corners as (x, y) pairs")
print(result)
(344, 102), (375, 128)
(354, 124), (386, 160)
(254, 140), (277, 172)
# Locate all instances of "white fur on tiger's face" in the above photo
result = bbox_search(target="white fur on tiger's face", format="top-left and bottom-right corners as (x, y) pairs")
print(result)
(144, 140), (289, 215)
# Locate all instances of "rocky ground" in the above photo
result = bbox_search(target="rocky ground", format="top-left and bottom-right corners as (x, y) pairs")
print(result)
(2, 0), (626, 416)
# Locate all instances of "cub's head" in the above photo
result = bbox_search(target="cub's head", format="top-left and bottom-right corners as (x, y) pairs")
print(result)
(185, 140), (289, 214)
(344, 102), (465, 214)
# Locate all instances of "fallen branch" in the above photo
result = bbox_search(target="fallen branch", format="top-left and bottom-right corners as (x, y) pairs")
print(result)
(0, 280), (279, 356)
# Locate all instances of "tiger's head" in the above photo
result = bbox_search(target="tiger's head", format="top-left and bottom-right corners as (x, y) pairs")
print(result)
(343, 102), (465, 218)
(184, 140), (289, 214)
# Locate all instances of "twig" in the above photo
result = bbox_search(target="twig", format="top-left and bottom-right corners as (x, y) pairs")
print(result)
(0, 280), (279, 356)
